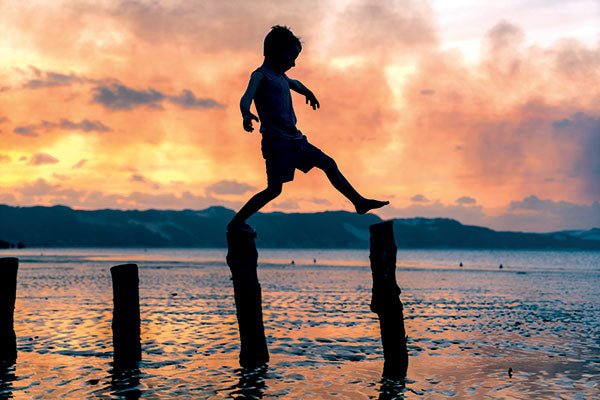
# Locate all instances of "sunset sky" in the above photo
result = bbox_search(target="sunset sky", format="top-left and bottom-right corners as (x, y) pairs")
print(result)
(1, 0), (599, 231)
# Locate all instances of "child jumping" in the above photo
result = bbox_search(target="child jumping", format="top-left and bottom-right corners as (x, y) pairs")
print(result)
(228, 25), (389, 233)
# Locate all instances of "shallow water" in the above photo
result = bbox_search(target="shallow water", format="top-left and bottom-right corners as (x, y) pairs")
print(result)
(1, 248), (599, 398)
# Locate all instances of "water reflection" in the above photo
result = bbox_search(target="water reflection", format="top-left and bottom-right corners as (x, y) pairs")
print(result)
(377, 376), (406, 400)
(231, 365), (268, 399)
(110, 365), (142, 400)
(0, 362), (16, 399)
(8, 249), (599, 398)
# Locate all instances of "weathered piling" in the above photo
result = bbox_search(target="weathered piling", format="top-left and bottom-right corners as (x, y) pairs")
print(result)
(0, 257), (18, 362)
(226, 230), (269, 368)
(110, 263), (141, 367)
(369, 221), (409, 378)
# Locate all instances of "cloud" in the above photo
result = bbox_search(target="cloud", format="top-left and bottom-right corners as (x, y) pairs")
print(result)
(169, 90), (224, 109)
(72, 159), (87, 169)
(92, 0), (328, 53)
(508, 195), (550, 211)
(130, 174), (146, 182)
(390, 20), (600, 207)
(52, 173), (70, 181)
(456, 196), (476, 205)
(92, 83), (223, 111)
(120, 190), (241, 210)
(205, 180), (257, 195)
(19, 178), (60, 197)
(272, 199), (300, 210)
(0, 193), (17, 203)
(14, 125), (40, 137)
(21, 66), (89, 89)
(309, 197), (331, 205)
(0, 116), (9, 123)
(14, 118), (111, 137)
(485, 20), (524, 54)
(378, 195), (600, 232)
(128, 173), (161, 189)
(493, 195), (600, 231)
(410, 194), (430, 202)
(13, 179), (93, 206)
(1, 178), (242, 210)
(0, 154), (11, 163)
(28, 153), (59, 166)
(331, 0), (437, 57)
(92, 83), (165, 110)
(58, 118), (111, 132)
(551, 112), (600, 200)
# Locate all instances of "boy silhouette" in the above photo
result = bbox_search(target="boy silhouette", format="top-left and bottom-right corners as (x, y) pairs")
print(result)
(228, 25), (388, 233)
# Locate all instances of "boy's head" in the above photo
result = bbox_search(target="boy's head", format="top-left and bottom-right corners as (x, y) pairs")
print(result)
(264, 25), (302, 72)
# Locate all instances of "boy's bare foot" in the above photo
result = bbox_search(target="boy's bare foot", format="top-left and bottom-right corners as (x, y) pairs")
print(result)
(355, 199), (389, 215)
(227, 221), (257, 236)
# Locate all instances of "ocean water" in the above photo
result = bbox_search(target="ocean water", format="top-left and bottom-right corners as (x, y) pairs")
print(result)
(0, 247), (598, 399)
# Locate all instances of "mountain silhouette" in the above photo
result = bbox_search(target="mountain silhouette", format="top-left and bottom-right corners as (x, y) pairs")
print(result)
(0, 204), (598, 249)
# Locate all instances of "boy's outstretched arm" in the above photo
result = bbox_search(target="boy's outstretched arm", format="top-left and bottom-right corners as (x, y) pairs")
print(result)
(240, 71), (264, 132)
(287, 77), (320, 110)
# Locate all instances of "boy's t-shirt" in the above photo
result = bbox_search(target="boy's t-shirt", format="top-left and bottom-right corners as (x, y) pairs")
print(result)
(254, 65), (302, 141)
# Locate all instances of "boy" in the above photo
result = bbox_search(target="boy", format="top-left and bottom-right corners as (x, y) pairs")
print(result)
(228, 25), (388, 234)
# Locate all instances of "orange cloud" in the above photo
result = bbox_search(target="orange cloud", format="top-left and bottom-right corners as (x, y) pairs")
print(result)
(28, 152), (60, 166)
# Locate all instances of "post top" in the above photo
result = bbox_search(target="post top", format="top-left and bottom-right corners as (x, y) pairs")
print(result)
(369, 220), (394, 233)
(110, 263), (138, 277)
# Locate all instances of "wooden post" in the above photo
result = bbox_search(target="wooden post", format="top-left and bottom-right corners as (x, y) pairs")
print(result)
(226, 230), (269, 368)
(0, 258), (18, 362)
(110, 263), (141, 367)
(369, 221), (408, 378)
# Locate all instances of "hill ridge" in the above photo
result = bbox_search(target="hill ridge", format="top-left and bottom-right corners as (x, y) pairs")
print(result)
(0, 204), (598, 249)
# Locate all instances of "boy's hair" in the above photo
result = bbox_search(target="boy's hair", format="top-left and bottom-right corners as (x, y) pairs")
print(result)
(263, 25), (302, 59)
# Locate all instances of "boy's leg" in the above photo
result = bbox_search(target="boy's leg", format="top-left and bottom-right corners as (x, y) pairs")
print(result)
(315, 155), (388, 214)
(228, 182), (283, 229)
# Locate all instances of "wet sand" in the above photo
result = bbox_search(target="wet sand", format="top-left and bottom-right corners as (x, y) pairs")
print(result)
(1, 249), (599, 398)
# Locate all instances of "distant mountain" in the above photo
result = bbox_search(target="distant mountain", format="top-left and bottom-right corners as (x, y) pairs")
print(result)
(392, 218), (600, 250)
(0, 204), (599, 249)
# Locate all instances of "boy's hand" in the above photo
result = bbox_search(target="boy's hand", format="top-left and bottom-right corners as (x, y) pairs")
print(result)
(242, 112), (259, 132)
(305, 92), (320, 110)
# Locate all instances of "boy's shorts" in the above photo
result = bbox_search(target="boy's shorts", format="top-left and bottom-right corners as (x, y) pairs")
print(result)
(261, 135), (327, 185)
